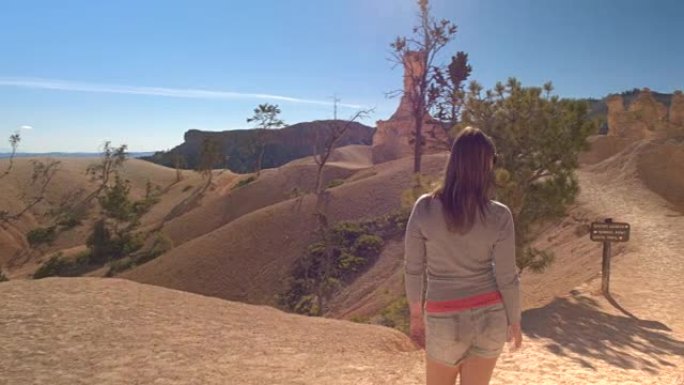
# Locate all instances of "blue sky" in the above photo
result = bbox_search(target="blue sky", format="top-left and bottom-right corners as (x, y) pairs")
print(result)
(1, 0), (683, 152)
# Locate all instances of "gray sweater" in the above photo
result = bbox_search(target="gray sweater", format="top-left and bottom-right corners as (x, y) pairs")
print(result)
(404, 193), (521, 325)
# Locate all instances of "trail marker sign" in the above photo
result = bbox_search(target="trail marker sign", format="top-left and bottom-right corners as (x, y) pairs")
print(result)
(590, 221), (630, 242)
(590, 218), (631, 296)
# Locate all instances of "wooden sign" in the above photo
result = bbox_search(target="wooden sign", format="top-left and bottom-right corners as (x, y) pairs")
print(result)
(591, 218), (630, 296)
(590, 221), (630, 242)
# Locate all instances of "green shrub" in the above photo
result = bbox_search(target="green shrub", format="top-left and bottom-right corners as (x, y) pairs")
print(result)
(57, 214), (82, 229)
(87, 220), (144, 264)
(327, 179), (344, 189)
(279, 211), (404, 315)
(377, 295), (410, 334)
(353, 234), (383, 259)
(47, 194), (90, 230)
(132, 195), (160, 217)
(106, 257), (135, 277)
(121, 232), (145, 255)
(232, 175), (257, 190)
(0, 270), (8, 282)
(74, 250), (92, 265)
(294, 294), (320, 316)
(33, 252), (92, 279)
(136, 232), (173, 265)
(26, 226), (57, 247)
(105, 232), (173, 276)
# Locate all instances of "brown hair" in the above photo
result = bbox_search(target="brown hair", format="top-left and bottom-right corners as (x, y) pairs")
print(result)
(431, 126), (497, 233)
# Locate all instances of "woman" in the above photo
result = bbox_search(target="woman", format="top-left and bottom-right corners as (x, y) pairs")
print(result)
(404, 126), (522, 385)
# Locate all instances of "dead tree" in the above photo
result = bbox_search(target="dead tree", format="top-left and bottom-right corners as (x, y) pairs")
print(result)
(0, 159), (61, 225)
(389, 0), (458, 173)
(0, 132), (21, 179)
(310, 106), (373, 314)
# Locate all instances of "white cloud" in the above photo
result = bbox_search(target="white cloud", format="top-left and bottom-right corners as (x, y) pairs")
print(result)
(19, 125), (32, 130)
(0, 77), (365, 109)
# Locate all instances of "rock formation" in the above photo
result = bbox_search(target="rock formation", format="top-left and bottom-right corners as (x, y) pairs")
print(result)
(606, 88), (681, 139)
(372, 50), (448, 164)
(669, 91), (684, 127)
(586, 88), (684, 166)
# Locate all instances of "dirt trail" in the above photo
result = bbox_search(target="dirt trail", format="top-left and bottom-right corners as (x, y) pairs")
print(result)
(488, 149), (684, 385)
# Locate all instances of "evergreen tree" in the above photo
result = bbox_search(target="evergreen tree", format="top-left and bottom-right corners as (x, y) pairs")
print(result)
(460, 78), (596, 273)
(246, 103), (286, 176)
(196, 137), (223, 185)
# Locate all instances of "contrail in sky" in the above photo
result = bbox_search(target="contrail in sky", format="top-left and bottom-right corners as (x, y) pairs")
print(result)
(0, 77), (365, 109)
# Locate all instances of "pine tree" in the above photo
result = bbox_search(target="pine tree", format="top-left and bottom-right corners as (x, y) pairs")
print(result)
(460, 78), (596, 273)
(246, 103), (286, 176)
(196, 137), (223, 185)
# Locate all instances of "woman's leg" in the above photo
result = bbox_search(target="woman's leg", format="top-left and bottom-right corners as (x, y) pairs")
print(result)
(459, 356), (498, 385)
(426, 354), (461, 385)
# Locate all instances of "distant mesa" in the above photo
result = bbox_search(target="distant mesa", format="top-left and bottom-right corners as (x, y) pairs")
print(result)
(371, 50), (449, 164)
(145, 120), (373, 173)
(146, 50), (454, 172)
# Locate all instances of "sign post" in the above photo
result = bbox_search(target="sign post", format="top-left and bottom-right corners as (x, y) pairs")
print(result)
(590, 218), (630, 296)
(601, 228), (612, 294)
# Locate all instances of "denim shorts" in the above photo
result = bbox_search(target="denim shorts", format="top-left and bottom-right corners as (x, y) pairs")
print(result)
(424, 301), (508, 367)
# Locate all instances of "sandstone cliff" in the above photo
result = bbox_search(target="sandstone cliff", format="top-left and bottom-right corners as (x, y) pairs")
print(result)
(669, 91), (684, 127)
(605, 88), (683, 140)
(144, 120), (374, 173)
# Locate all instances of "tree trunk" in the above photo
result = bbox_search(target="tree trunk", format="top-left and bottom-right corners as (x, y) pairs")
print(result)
(315, 163), (325, 195)
(414, 112), (424, 173)
(256, 145), (265, 177)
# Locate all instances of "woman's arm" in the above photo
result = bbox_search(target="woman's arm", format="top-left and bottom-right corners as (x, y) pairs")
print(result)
(404, 197), (427, 318)
(492, 206), (521, 325)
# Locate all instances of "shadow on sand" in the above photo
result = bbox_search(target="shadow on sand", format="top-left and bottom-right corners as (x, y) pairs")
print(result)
(522, 294), (684, 373)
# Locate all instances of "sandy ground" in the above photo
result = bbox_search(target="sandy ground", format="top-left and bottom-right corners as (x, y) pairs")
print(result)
(1, 278), (425, 385)
(1, 141), (683, 384)
(487, 159), (684, 384)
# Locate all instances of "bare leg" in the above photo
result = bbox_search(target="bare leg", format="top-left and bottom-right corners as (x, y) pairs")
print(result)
(460, 356), (499, 385)
(426, 354), (461, 385)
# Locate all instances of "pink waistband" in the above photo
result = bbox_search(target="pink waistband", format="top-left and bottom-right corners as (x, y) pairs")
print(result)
(425, 291), (503, 313)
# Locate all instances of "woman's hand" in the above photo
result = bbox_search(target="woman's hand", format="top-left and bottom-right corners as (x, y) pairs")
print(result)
(507, 322), (522, 351)
(409, 313), (425, 348)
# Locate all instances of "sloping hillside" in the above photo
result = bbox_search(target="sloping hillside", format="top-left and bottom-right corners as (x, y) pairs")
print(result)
(581, 135), (684, 212)
(121, 153), (448, 305)
(0, 157), (215, 270)
(155, 152), (368, 249)
(0, 145), (376, 280)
